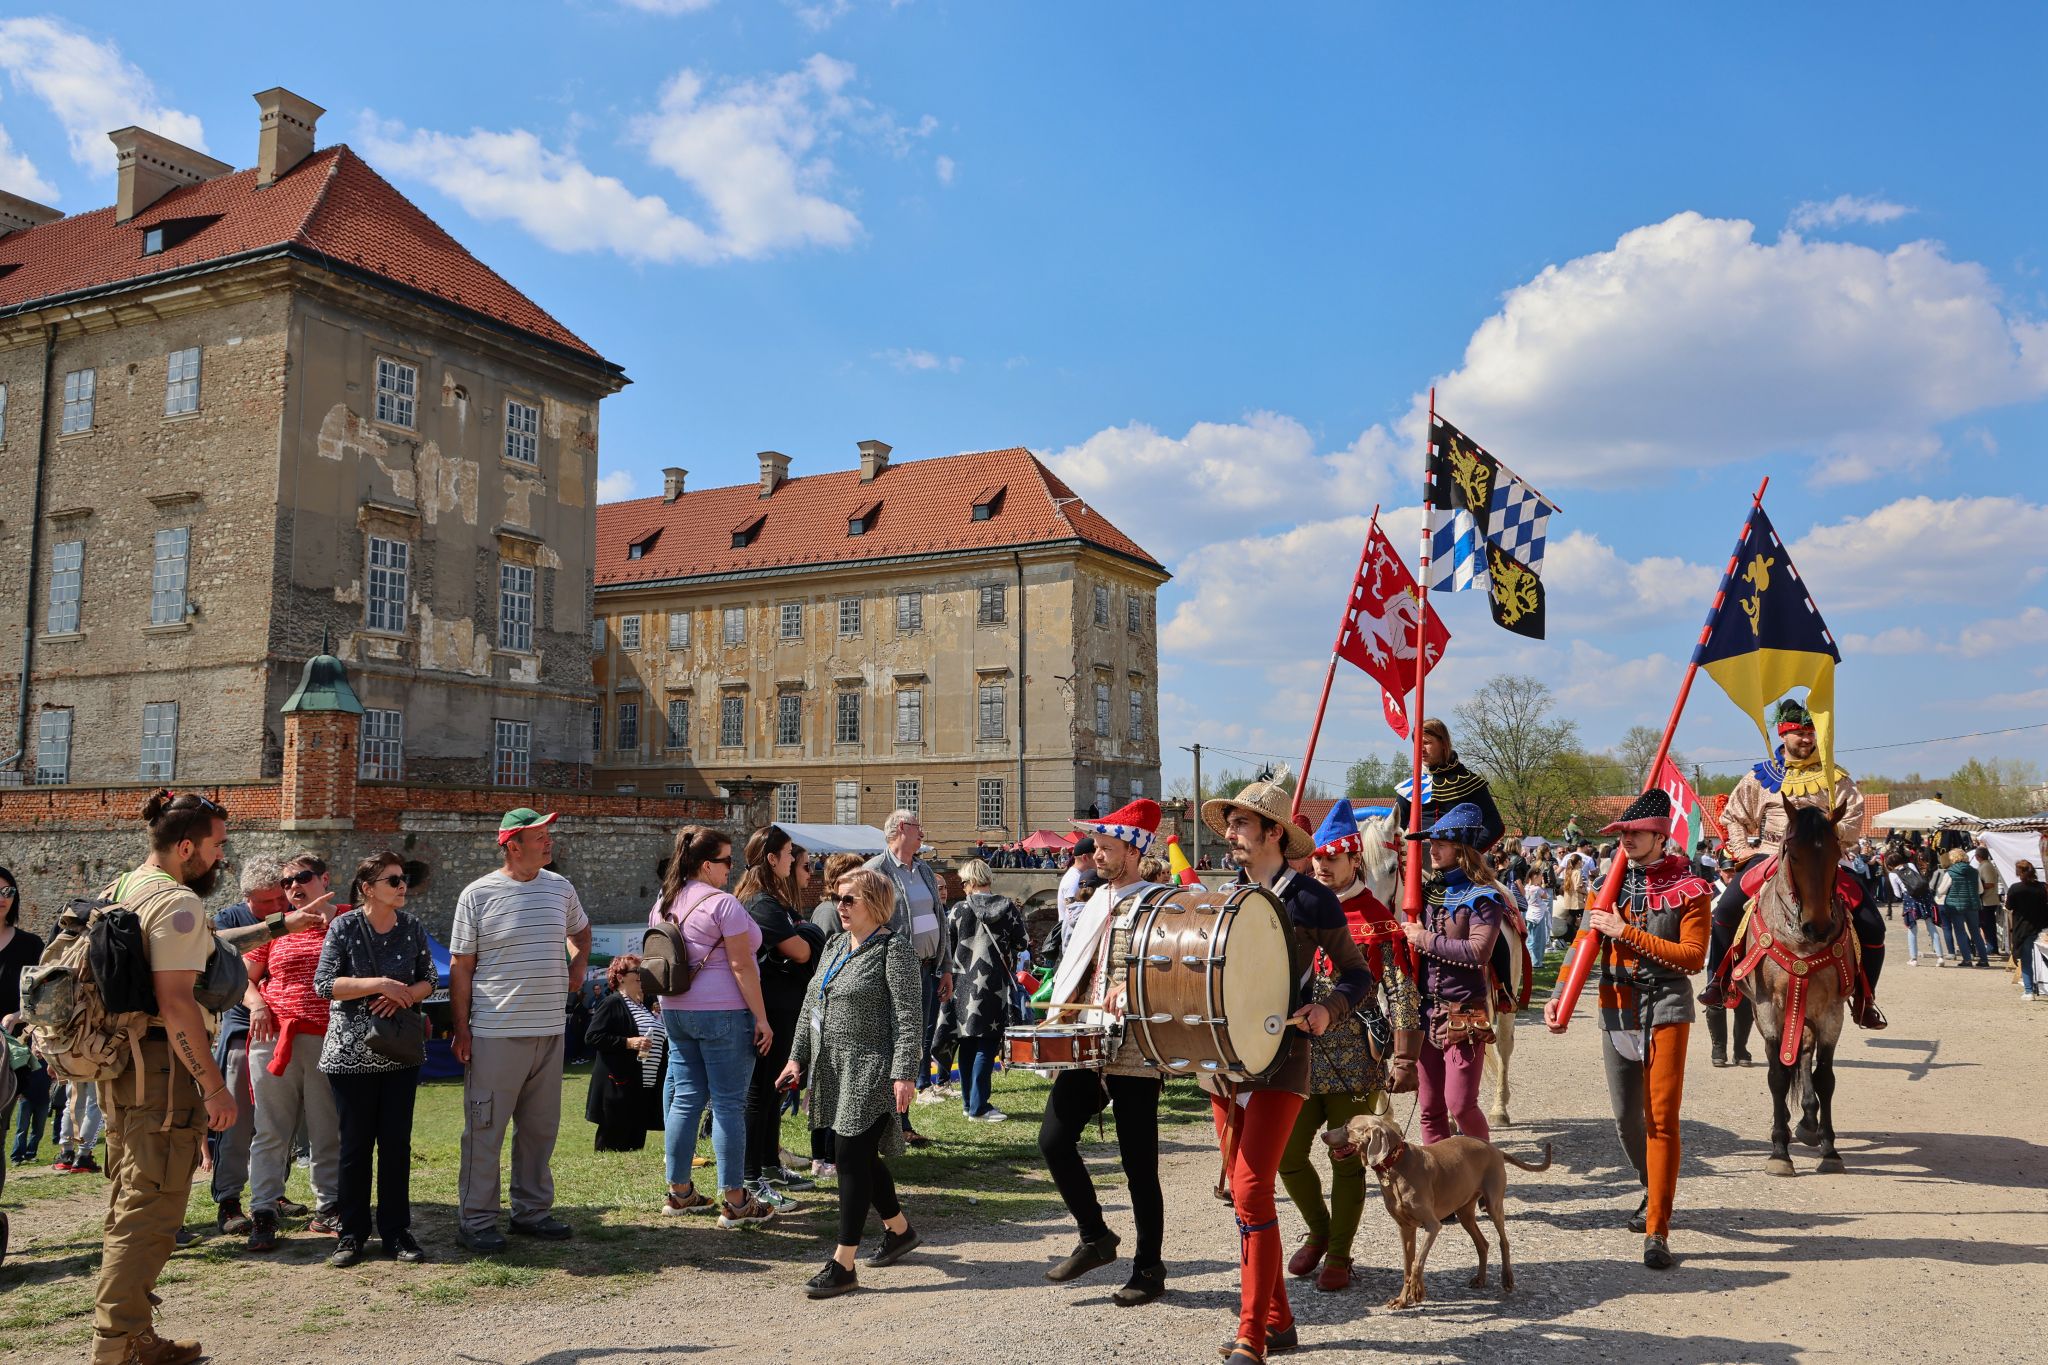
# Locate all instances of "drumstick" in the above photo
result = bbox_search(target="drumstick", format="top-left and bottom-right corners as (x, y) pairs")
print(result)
(1038, 1002), (1100, 1013)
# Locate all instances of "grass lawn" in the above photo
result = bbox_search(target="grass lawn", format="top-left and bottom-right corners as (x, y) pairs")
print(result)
(0, 1062), (1217, 1356)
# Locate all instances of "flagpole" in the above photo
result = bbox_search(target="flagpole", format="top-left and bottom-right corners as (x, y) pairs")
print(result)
(1548, 474), (1771, 1030)
(1400, 390), (1436, 923)
(1291, 505), (1380, 819)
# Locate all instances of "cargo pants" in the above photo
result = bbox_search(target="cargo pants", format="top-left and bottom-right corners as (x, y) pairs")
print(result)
(92, 1038), (204, 1364)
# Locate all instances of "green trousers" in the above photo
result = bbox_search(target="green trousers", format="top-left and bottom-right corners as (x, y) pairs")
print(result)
(1277, 1090), (1378, 1261)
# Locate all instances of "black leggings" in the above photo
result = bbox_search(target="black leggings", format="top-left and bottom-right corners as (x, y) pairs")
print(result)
(745, 1007), (799, 1182)
(833, 1111), (903, 1248)
(1036, 1070), (1164, 1270)
(1711, 854), (1887, 992)
(327, 1068), (420, 1243)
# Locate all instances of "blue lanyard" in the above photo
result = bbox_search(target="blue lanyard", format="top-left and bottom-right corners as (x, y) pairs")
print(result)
(820, 944), (856, 992)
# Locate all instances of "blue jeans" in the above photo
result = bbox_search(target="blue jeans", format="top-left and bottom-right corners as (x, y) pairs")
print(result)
(2018, 930), (2041, 994)
(662, 1009), (755, 1195)
(958, 1034), (1001, 1116)
(1526, 917), (1552, 965)
(1942, 907), (1987, 963)
(1902, 900), (1942, 961)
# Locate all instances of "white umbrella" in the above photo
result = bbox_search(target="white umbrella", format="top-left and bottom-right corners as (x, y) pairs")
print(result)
(1867, 798), (1979, 832)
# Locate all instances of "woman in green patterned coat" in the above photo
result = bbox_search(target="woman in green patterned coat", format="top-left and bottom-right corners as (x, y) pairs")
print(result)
(780, 867), (923, 1298)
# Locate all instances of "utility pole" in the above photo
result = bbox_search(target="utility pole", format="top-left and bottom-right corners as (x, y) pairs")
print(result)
(1181, 743), (1204, 866)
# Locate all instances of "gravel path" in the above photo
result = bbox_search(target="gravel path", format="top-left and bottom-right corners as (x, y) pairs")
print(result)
(10, 938), (2046, 1363)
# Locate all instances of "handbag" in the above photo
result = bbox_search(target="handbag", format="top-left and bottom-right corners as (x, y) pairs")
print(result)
(1439, 1004), (1497, 1049)
(353, 913), (428, 1068)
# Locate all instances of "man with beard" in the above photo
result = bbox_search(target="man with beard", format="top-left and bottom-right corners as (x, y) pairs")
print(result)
(1038, 800), (1170, 1307)
(1391, 718), (1506, 854)
(92, 792), (240, 1365)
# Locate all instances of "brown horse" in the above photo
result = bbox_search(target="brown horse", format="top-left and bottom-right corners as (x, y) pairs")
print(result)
(1744, 797), (1853, 1176)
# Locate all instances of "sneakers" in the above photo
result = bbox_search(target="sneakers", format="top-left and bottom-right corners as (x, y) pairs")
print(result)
(1046, 1231), (1120, 1282)
(663, 1185), (712, 1215)
(1643, 1235), (1674, 1270)
(811, 1161), (838, 1180)
(805, 1259), (858, 1299)
(865, 1222), (920, 1267)
(717, 1192), (777, 1228)
(915, 1089), (947, 1106)
(455, 1225), (508, 1255)
(216, 1200), (252, 1236)
(245, 1210), (280, 1253)
(766, 1165), (816, 1192)
(115, 1328), (203, 1365)
(275, 1197), (311, 1217)
(508, 1215), (573, 1241)
(51, 1152), (76, 1173)
(967, 1108), (1009, 1123)
(751, 1179), (803, 1213)
(329, 1236), (366, 1268)
(307, 1208), (343, 1236)
(778, 1148), (813, 1172)
(384, 1230), (428, 1263)
(71, 1152), (101, 1174)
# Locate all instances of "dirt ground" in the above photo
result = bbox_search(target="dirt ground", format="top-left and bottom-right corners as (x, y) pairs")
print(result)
(8, 937), (2047, 1364)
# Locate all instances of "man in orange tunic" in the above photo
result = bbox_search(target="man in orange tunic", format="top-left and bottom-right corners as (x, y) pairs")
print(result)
(1546, 788), (1709, 1271)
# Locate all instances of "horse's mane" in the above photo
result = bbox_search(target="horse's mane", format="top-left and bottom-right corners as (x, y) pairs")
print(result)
(1356, 812), (1400, 882)
(1782, 803), (1839, 859)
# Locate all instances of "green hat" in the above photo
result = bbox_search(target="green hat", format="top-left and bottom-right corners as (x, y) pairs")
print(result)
(497, 808), (558, 845)
(1773, 697), (1813, 733)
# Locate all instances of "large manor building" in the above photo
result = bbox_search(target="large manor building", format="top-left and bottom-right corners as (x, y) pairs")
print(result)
(0, 89), (626, 792)
(591, 444), (1168, 846)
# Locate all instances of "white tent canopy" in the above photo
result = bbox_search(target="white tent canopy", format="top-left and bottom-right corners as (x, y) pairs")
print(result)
(773, 822), (889, 855)
(1867, 798), (1979, 831)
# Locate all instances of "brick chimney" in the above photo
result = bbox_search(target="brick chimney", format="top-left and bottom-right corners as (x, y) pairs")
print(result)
(279, 652), (364, 829)
(857, 439), (892, 483)
(254, 87), (325, 188)
(108, 127), (232, 223)
(662, 467), (688, 502)
(758, 450), (791, 498)
(0, 190), (61, 237)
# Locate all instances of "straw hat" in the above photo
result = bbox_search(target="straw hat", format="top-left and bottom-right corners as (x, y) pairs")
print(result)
(1201, 767), (1315, 860)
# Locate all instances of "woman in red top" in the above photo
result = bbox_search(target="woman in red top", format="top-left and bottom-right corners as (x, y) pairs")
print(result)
(242, 850), (345, 1251)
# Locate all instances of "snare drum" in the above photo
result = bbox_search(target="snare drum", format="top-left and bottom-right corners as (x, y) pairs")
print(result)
(1004, 1023), (1111, 1071)
(1119, 882), (1294, 1081)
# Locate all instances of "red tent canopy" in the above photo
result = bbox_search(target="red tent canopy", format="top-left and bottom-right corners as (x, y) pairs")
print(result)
(1019, 830), (1077, 851)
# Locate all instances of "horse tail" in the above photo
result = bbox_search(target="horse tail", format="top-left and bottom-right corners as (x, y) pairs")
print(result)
(1501, 1141), (1554, 1173)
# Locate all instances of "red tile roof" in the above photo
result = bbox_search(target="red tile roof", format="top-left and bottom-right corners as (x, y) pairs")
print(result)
(0, 146), (609, 365)
(594, 447), (1166, 587)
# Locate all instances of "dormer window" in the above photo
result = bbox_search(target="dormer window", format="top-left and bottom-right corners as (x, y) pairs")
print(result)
(731, 513), (766, 550)
(627, 528), (660, 561)
(971, 484), (1006, 521)
(139, 215), (220, 258)
(848, 499), (881, 537)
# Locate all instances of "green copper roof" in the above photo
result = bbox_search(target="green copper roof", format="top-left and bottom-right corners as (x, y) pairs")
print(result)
(281, 653), (365, 715)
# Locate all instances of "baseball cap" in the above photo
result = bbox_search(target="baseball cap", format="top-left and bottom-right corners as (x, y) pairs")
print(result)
(497, 808), (559, 846)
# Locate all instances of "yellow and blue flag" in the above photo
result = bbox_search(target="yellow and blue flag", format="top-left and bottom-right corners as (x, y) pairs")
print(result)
(1693, 502), (1841, 785)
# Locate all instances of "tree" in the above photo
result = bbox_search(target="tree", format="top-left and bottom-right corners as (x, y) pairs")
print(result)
(1611, 725), (1685, 788)
(1346, 753), (1405, 798)
(1940, 757), (2044, 819)
(1452, 674), (1584, 838)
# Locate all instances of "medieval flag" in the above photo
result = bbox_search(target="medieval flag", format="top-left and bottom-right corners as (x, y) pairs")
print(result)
(1652, 755), (1713, 856)
(1693, 502), (1842, 786)
(1336, 515), (1449, 739)
(1424, 415), (1557, 639)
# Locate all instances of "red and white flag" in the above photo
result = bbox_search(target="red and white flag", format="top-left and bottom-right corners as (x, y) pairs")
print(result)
(1336, 517), (1450, 740)
(1653, 755), (1711, 853)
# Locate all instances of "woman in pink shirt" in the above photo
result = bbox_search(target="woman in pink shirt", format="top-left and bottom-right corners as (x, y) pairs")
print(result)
(651, 826), (775, 1227)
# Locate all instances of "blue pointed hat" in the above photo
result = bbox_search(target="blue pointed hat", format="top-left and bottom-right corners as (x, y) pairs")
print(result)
(1312, 799), (1362, 858)
(1423, 802), (1490, 847)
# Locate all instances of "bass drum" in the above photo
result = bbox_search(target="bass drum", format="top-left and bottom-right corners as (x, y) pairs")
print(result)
(1121, 882), (1295, 1082)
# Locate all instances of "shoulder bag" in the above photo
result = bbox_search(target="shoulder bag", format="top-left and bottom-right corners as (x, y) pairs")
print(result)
(354, 913), (428, 1068)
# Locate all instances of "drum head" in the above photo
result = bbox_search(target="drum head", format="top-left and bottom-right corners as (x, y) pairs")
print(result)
(1219, 885), (1294, 1077)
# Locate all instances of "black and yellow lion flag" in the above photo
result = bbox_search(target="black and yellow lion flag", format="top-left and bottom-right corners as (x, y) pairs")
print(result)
(1424, 415), (1556, 639)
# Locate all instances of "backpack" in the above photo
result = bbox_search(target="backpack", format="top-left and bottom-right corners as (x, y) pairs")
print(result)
(18, 873), (188, 1104)
(1900, 866), (1929, 900)
(639, 884), (713, 998)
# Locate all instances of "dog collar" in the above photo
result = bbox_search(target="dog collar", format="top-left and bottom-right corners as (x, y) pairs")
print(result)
(1370, 1136), (1409, 1174)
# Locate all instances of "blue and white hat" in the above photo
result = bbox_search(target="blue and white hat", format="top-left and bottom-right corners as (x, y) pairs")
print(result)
(1073, 799), (1162, 856)
(1422, 802), (1490, 847)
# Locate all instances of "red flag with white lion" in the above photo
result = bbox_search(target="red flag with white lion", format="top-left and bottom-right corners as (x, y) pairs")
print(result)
(1336, 516), (1450, 739)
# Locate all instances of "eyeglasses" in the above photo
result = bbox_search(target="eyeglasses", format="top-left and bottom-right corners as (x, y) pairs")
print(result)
(374, 875), (408, 889)
(834, 894), (859, 907)
(280, 869), (324, 888)
(0, 886), (16, 899)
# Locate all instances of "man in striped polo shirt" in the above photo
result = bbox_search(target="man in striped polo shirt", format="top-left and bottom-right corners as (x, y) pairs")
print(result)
(451, 809), (593, 1253)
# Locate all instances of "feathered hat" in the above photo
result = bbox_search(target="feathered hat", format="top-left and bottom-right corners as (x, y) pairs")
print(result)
(1201, 766), (1315, 860)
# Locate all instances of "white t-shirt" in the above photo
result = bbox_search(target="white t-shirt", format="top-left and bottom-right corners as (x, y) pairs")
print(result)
(450, 868), (590, 1038)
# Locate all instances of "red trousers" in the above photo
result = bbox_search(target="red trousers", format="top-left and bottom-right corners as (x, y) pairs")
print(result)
(1211, 1089), (1305, 1347)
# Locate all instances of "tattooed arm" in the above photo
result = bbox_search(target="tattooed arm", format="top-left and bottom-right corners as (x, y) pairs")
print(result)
(154, 969), (236, 1131)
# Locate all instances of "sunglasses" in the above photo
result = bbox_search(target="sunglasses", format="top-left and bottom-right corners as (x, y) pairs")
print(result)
(280, 869), (324, 888)
(0, 886), (16, 899)
(373, 875), (408, 889)
(705, 855), (733, 867)
(834, 894), (859, 906)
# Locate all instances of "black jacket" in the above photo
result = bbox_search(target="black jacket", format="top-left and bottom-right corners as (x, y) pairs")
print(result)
(583, 992), (664, 1151)
(748, 890), (826, 1018)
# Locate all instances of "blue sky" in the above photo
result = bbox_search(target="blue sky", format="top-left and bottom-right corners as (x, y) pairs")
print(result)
(11, 3), (2046, 795)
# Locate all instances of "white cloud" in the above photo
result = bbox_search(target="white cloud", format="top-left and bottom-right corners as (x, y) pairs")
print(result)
(357, 118), (719, 264)
(366, 54), (933, 266)
(1839, 626), (1935, 655)
(618, 0), (718, 11)
(0, 121), (56, 200)
(877, 347), (961, 373)
(1042, 413), (1401, 566)
(1954, 606), (2048, 658)
(1788, 195), (1911, 232)
(935, 154), (955, 184)
(0, 17), (205, 170)
(792, 0), (853, 28)
(1542, 530), (1719, 632)
(1427, 212), (2048, 485)
(595, 469), (638, 501)
(1788, 495), (2048, 612)
(1974, 687), (2048, 712)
